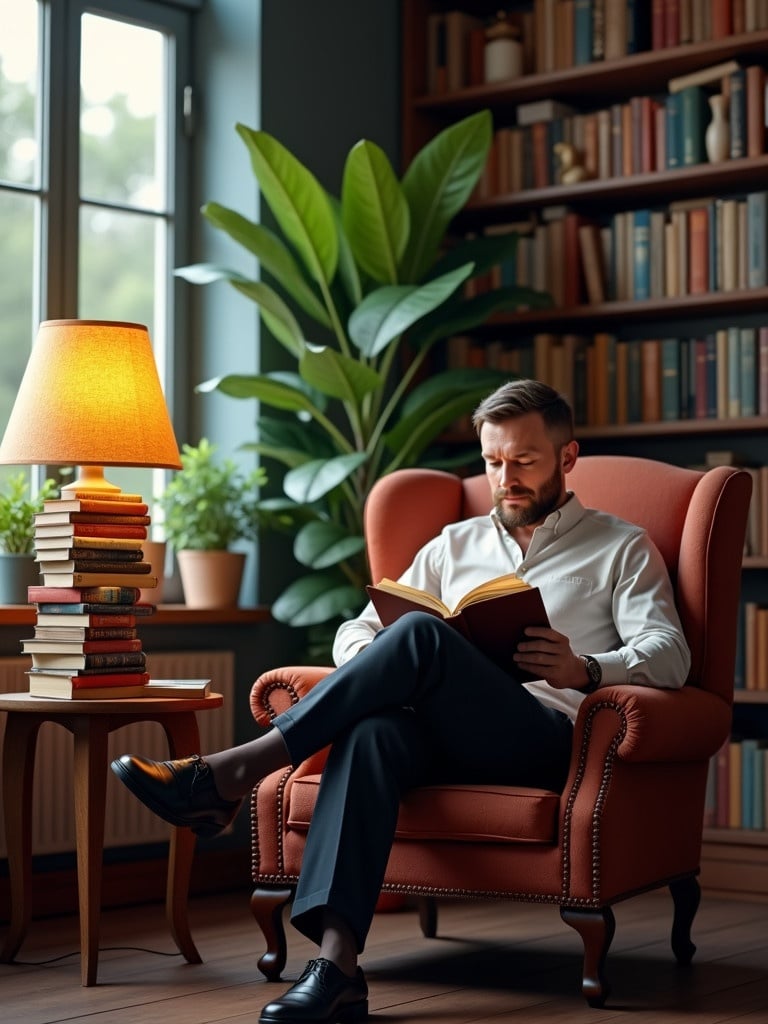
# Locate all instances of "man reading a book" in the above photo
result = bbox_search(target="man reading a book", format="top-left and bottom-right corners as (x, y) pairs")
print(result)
(113, 379), (690, 1024)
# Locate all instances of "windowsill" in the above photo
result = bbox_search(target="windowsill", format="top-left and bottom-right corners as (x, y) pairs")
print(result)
(0, 605), (272, 627)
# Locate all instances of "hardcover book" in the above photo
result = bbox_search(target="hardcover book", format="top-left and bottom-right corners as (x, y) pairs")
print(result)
(42, 497), (149, 515)
(33, 522), (148, 539)
(40, 571), (159, 589)
(22, 638), (143, 655)
(33, 535), (145, 551)
(28, 585), (141, 604)
(29, 651), (147, 671)
(366, 574), (549, 675)
(34, 511), (151, 526)
(27, 680), (150, 700)
(34, 612), (143, 628)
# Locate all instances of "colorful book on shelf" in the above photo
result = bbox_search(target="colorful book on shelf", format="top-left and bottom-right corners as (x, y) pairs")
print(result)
(34, 511), (151, 527)
(33, 535), (145, 551)
(40, 571), (159, 589)
(22, 638), (143, 655)
(366, 574), (549, 676)
(26, 669), (150, 687)
(27, 677), (210, 700)
(32, 625), (138, 641)
(37, 559), (151, 574)
(28, 585), (141, 604)
(33, 522), (148, 539)
(42, 497), (149, 516)
(34, 611), (146, 628)
(28, 651), (147, 671)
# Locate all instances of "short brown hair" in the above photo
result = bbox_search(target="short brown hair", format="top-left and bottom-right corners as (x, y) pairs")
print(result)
(472, 379), (574, 444)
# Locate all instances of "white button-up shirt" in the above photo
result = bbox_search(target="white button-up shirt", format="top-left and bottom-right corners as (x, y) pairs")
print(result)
(333, 492), (691, 722)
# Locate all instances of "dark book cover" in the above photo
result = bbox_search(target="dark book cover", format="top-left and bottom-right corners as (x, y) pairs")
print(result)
(366, 584), (549, 676)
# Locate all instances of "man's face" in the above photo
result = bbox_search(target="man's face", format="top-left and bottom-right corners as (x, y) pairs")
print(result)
(480, 412), (578, 532)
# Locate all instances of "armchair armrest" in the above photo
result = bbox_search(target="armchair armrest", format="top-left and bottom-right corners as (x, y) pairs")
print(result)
(576, 684), (732, 764)
(250, 665), (334, 728)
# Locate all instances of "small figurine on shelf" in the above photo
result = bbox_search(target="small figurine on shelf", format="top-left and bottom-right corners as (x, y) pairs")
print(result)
(553, 142), (592, 184)
(483, 11), (522, 83)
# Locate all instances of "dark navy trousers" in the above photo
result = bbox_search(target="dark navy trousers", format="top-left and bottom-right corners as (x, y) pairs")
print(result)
(273, 611), (574, 951)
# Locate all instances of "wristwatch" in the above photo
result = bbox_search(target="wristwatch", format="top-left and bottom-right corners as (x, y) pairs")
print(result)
(580, 655), (602, 694)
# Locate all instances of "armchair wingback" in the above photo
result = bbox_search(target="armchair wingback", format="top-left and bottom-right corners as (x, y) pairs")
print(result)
(248, 456), (751, 1006)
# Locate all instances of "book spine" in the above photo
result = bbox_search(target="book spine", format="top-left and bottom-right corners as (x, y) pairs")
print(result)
(688, 207), (710, 294)
(739, 327), (757, 416)
(746, 64), (767, 156)
(730, 67), (747, 159)
(28, 585), (141, 604)
(665, 92), (682, 169)
(39, 560), (151, 573)
(31, 651), (147, 670)
(747, 191), (768, 288)
(759, 326), (768, 415)
(573, 0), (593, 64)
(727, 325), (742, 417)
(633, 209), (651, 300)
(661, 338), (682, 420)
(680, 85), (707, 166)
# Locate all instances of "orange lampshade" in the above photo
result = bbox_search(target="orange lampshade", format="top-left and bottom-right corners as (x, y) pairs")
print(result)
(0, 319), (181, 478)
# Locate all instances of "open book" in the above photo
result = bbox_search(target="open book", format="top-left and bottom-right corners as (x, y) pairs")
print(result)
(366, 573), (549, 676)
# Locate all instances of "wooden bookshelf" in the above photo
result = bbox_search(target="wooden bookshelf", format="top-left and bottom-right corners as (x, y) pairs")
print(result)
(402, 1), (768, 895)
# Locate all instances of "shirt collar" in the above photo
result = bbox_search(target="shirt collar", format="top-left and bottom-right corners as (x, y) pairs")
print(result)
(489, 491), (586, 537)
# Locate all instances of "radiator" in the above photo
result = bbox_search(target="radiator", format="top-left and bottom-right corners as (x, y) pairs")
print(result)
(0, 650), (235, 855)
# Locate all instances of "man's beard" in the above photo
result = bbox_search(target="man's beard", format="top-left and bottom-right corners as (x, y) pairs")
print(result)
(494, 466), (564, 532)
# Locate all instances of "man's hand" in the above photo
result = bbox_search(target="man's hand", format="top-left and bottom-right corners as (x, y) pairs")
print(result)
(513, 626), (586, 690)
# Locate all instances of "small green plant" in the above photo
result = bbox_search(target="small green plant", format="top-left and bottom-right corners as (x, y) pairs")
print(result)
(0, 473), (59, 554)
(159, 438), (281, 552)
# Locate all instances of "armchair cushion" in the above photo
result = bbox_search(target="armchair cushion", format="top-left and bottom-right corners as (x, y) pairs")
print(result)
(288, 778), (561, 845)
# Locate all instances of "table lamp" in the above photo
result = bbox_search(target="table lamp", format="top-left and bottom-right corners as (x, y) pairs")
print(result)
(0, 319), (181, 492)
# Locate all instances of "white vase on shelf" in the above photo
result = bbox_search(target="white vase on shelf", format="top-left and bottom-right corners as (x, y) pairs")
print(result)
(705, 93), (730, 163)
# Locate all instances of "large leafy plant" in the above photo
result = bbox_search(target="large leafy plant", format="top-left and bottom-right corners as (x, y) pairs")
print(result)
(177, 110), (549, 630)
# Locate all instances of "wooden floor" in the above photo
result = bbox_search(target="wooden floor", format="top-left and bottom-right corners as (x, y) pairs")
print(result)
(1, 888), (766, 1023)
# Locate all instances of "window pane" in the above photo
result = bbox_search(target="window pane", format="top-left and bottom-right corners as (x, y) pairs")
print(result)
(79, 205), (157, 325)
(0, 192), (35, 488)
(80, 14), (165, 210)
(0, 0), (39, 186)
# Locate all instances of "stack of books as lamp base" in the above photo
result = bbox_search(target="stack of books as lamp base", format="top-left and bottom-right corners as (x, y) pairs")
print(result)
(25, 489), (159, 699)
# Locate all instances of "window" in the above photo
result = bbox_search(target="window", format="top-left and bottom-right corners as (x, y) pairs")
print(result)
(0, 0), (194, 496)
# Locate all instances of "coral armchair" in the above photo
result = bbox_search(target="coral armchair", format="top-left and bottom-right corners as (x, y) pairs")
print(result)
(248, 456), (751, 1006)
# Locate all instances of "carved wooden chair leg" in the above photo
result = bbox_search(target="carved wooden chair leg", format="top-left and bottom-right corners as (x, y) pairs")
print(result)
(250, 886), (294, 981)
(560, 905), (616, 1008)
(417, 896), (438, 938)
(670, 875), (700, 965)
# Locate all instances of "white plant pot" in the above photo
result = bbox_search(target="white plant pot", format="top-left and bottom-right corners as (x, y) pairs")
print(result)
(176, 549), (246, 609)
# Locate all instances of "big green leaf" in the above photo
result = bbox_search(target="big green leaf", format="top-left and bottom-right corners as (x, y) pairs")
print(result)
(174, 262), (248, 285)
(328, 195), (362, 308)
(202, 202), (331, 327)
(271, 573), (364, 627)
(407, 284), (554, 351)
(196, 372), (321, 414)
(428, 230), (520, 281)
(236, 124), (338, 288)
(284, 452), (368, 504)
(229, 279), (305, 357)
(400, 110), (492, 282)
(294, 520), (366, 569)
(383, 368), (511, 469)
(348, 263), (474, 357)
(299, 344), (381, 403)
(341, 140), (409, 285)
(255, 415), (337, 461)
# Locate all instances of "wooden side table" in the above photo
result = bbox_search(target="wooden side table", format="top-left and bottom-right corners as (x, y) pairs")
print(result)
(0, 691), (224, 986)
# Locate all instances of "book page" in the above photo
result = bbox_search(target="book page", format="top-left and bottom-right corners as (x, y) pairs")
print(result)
(373, 579), (451, 616)
(452, 573), (529, 613)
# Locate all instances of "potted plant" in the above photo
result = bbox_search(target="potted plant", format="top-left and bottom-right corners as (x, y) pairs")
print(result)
(159, 438), (284, 608)
(176, 109), (550, 637)
(0, 472), (58, 603)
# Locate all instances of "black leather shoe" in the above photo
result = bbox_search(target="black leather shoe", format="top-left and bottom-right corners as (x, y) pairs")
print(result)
(110, 753), (242, 838)
(259, 958), (368, 1023)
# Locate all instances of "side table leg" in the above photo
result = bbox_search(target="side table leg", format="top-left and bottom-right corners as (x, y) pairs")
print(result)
(0, 713), (41, 964)
(159, 711), (203, 964)
(72, 716), (110, 986)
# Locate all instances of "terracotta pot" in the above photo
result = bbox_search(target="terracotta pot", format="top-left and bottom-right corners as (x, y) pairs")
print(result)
(176, 549), (246, 608)
(139, 540), (167, 605)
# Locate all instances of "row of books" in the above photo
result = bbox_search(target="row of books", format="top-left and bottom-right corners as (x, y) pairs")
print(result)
(25, 490), (159, 700)
(741, 600), (768, 691)
(426, 3), (766, 93)
(478, 190), (768, 309)
(476, 63), (766, 199)
(704, 736), (768, 831)
(447, 327), (768, 427)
